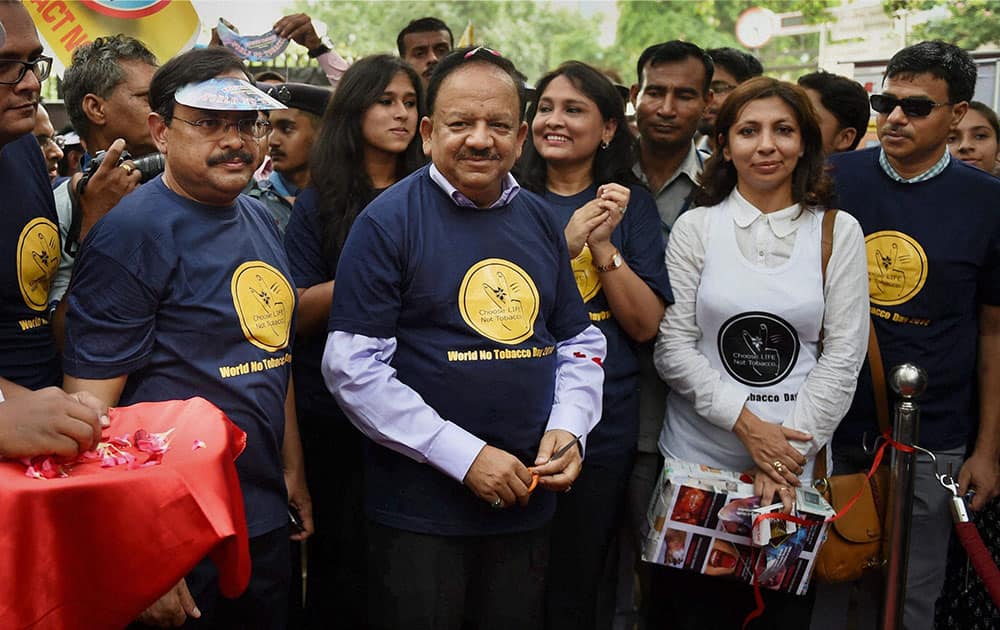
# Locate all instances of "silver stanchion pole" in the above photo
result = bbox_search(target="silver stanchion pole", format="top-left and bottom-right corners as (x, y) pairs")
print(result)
(881, 363), (927, 630)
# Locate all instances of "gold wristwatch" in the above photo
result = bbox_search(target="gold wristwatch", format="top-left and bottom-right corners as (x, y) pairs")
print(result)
(596, 248), (623, 273)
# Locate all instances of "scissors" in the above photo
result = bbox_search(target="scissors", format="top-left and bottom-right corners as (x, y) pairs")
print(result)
(527, 434), (582, 492)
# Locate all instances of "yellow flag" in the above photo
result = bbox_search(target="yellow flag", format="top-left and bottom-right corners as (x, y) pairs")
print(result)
(457, 21), (474, 47)
(26, 0), (201, 67)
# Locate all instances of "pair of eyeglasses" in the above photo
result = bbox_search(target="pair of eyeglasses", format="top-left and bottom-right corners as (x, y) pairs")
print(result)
(35, 134), (63, 149)
(869, 94), (951, 118)
(171, 116), (272, 140)
(0, 56), (52, 85)
(710, 80), (737, 95)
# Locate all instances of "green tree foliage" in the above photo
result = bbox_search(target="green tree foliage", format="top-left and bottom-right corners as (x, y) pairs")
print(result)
(611, 0), (834, 84)
(883, 0), (1000, 49)
(289, 1), (837, 86)
(292, 0), (604, 83)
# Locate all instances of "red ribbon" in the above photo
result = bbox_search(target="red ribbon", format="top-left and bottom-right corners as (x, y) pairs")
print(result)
(742, 431), (912, 628)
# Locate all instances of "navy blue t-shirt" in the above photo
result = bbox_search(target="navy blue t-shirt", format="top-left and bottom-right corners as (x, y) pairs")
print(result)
(329, 165), (592, 536)
(829, 149), (1000, 451)
(0, 133), (61, 389)
(544, 184), (672, 461)
(64, 177), (296, 536)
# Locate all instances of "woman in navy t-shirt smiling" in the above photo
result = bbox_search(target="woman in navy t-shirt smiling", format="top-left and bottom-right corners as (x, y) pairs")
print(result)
(518, 61), (673, 629)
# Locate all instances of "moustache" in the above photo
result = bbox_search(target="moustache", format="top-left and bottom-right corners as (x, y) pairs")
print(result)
(457, 150), (501, 161)
(207, 150), (254, 166)
(269, 150), (286, 160)
(879, 125), (912, 139)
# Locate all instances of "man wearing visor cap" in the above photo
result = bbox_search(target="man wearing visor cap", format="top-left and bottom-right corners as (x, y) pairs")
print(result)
(63, 47), (312, 628)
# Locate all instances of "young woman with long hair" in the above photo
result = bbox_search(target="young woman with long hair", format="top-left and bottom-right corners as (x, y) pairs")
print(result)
(281, 54), (424, 627)
(519, 61), (673, 629)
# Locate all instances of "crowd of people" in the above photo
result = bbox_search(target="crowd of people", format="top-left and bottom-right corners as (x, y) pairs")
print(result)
(4, 0), (1000, 628)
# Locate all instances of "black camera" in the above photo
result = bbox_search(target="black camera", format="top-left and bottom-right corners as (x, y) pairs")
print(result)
(66, 150), (167, 257)
(79, 150), (165, 193)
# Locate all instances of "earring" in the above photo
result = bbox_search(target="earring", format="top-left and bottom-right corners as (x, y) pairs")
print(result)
(601, 140), (609, 150)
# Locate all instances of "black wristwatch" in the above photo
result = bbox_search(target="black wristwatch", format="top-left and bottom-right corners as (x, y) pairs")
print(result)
(307, 40), (331, 58)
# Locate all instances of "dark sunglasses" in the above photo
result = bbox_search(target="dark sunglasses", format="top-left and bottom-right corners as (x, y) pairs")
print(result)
(869, 93), (951, 118)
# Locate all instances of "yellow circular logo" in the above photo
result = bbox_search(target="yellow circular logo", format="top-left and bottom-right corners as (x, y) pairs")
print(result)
(230, 261), (294, 351)
(458, 258), (540, 345)
(17, 218), (60, 311)
(866, 231), (928, 306)
(571, 244), (601, 303)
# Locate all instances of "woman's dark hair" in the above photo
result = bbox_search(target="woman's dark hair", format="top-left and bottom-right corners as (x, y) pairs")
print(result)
(696, 76), (834, 208)
(518, 61), (638, 195)
(967, 101), (1000, 140)
(311, 54), (425, 258)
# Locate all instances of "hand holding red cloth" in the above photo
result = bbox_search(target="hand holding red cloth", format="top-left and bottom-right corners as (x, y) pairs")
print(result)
(0, 397), (250, 629)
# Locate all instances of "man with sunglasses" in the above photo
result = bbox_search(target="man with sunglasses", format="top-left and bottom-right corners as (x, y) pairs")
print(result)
(62, 47), (312, 628)
(0, 0), (109, 460)
(820, 41), (1000, 630)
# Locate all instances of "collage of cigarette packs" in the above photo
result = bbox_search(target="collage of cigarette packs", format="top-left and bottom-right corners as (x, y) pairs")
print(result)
(641, 458), (836, 595)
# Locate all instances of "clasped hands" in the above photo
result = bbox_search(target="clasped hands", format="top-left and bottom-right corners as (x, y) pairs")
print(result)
(463, 429), (581, 509)
(735, 407), (813, 514)
(564, 183), (630, 258)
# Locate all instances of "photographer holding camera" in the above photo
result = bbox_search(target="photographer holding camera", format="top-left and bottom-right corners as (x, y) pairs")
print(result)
(48, 35), (159, 322)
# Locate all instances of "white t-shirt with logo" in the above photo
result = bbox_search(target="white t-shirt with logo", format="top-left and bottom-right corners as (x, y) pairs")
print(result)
(655, 189), (869, 479)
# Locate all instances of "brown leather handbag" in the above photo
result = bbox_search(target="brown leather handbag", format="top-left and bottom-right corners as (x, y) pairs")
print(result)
(811, 319), (890, 583)
(810, 209), (890, 583)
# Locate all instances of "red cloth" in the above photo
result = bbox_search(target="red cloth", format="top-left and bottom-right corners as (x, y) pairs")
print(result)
(0, 397), (250, 629)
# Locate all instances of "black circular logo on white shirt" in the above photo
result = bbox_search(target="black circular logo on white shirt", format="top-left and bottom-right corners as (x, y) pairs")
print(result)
(718, 312), (799, 387)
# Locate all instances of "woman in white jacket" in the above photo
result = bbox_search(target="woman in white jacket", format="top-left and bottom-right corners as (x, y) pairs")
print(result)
(651, 76), (870, 628)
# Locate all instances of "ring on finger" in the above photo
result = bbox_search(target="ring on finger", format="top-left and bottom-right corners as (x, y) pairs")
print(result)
(490, 496), (503, 509)
(772, 460), (784, 473)
(120, 162), (135, 175)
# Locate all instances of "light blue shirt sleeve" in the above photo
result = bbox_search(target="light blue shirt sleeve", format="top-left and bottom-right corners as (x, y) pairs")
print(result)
(544, 323), (606, 454)
(321, 325), (606, 482)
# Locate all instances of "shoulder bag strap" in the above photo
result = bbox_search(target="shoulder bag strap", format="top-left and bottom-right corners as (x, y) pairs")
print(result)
(813, 211), (889, 480)
(814, 209), (836, 480)
(813, 215), (889, 479)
